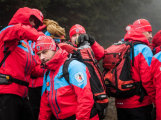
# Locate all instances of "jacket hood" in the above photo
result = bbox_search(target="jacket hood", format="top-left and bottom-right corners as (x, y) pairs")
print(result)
(44, 48), (69, 70)
(8, 7), (43, 27)
(124, 28), (149, 45)
(152, 30), (161, 47)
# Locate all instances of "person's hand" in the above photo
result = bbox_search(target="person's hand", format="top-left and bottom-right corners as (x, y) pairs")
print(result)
(75, 34), (95, 46)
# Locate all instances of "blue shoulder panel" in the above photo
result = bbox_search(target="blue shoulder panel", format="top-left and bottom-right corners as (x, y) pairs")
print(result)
(154, 51), (161, 62)
(41, 71), (51, 96)
(130, 44), (153, 66)
(68, 60), (87, 89)
(0, 25), (13, 33)
(17, 40), (29, 53)
(54, 65), (70, 90)
(28, 40), (35, 55)
(53, 60), (88, 90)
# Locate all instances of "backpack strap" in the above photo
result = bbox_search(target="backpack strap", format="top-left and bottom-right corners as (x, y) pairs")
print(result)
(134, 80), (147, 102)
(0, 41), (21, 68)
(57, 58), (75, 84)
(0, 47), (11, 68)
(131, 42), (146, 66)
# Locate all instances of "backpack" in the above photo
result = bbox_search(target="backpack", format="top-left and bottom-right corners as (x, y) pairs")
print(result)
(103, 41), (147, 102)
(58, 43), (108, 118)
(152, 46), (161, 55)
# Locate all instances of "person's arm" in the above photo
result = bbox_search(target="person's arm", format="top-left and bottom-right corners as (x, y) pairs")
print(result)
(91, 41), (105, 61)
(68, 61), (94, 120)
(38, 91), (52, 120)
(31, 54), (44, 78)
(139, 46), (155, 104)
(0, 24), (44, 42)
(76, 34), (105, 61)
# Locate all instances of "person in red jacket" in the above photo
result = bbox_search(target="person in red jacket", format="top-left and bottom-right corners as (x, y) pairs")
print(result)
(150, 30), (161, 120)
(77, 19), (155, 120)
(0, 7), (45, 120)
(35, 36), (99, 120)
(151, 30), (161, 54)
(29, 19), (66, 120)
(69, 24), (86, 47)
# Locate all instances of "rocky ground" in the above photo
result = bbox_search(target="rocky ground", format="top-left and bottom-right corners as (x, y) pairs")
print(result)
(102, 97), (117, 120)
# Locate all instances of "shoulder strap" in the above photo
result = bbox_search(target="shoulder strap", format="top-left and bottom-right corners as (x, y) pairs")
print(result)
(131, 42), (146, 66)
(58, 58), (75, 84)
(0, 41), (21, 68)
(0, 48), (11, 68)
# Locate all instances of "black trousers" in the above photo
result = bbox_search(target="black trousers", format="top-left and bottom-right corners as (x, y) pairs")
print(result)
(28, 87), (57, 120)
(0, 94), (34, 120)
(28, 87), (42, 120)
(117, 104), (153, 120)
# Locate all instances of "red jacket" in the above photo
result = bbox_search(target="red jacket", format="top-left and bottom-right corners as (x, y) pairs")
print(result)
(0, 7), (44, 97)
(150, 52), (161, 120)
(91, 29), (155, 108)
(91, 41), (105, 61)
(39, 48), (98, 120)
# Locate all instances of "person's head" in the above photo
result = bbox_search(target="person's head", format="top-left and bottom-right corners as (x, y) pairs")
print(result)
(125, 24), (132, 33)
(152, 30), (161, 47)
(29, 15), (40, 28)
(31, 8), (44, 28)
(8, 7), (44, 29)
(35, 36), (57, 65)
(133, 19), (152, 42)
(69, 24), (86, 45)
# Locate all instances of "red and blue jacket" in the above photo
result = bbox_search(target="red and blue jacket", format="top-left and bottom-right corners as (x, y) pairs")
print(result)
(38, 48), (98, 120)
(116, 29), (155, 108)
(0, 7), (44, 97)
(91, 28), (155, 108)
(150, 52), (161, 120)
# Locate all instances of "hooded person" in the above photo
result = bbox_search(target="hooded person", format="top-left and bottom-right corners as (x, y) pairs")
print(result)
(0, 7), (45, 120)
(76, 19), (155, 120)
(35, 36), (99, 120)
(151, 30), (161, 54)
(150, 30), (161, 120)
(115, 18), (155, 120)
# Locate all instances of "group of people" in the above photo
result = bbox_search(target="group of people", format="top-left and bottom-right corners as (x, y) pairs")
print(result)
(0, 6), (161, 120)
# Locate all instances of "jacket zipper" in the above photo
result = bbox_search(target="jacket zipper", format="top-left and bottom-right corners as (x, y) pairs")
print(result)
(50, 73), (59, 119)
(55, 89), (61, 113)
(26, 42), (32, 74)
(23, 51), (28, 98)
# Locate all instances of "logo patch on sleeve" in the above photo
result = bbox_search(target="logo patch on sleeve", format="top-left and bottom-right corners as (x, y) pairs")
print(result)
(75, 72), (84, 83)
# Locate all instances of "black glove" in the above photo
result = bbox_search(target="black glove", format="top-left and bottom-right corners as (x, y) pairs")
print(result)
(75, 34), (95, 46)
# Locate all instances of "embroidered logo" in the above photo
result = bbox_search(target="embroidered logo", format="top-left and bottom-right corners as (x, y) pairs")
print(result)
(75, 72), (84, 83)
(37, 46), (40, 50)
(76, 29), (79, 33)
(22, 42), (27, 48)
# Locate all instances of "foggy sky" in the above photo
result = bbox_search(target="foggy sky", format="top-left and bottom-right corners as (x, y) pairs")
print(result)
(127, 0), (161, 36)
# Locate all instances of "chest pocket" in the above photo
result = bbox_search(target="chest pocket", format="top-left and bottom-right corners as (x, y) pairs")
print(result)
(17, 40), (29, 52)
